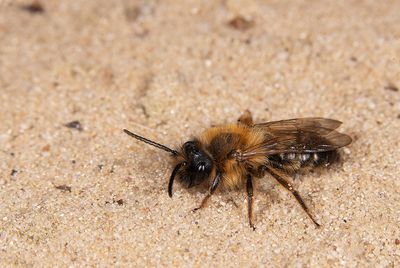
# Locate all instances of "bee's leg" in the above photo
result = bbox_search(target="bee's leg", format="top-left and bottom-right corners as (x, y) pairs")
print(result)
(266, 167), (321, 227)
(193, 171), (221, 211)
(246, 174), (256, 230)
(237, 109), (253, 126)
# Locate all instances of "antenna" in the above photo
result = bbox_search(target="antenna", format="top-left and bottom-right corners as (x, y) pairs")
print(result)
(123, 129), (179, 156)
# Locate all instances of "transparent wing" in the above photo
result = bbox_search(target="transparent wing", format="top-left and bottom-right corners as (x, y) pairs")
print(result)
(254, 117), (342, 135)
(241, 118), (352, 159)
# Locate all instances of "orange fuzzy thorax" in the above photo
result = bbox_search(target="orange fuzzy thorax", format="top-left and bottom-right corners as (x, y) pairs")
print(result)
(198, 124), (267, 189)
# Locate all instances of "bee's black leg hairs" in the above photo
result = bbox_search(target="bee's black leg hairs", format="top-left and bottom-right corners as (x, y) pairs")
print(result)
(246, 174), (256, 230)
(193, 171), (222, 211)
(265, 167), (321, 227)
(237, 110), (253, 126)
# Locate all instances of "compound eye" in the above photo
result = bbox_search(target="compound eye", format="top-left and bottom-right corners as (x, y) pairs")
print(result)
(183, 141), (199, 155)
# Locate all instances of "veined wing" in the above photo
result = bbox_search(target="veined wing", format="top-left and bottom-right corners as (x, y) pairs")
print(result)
(240, 118), (352, 159)
(254, 117), (342, 135)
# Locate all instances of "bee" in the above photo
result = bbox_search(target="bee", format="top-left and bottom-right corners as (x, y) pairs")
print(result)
(123, 110), (352, 229)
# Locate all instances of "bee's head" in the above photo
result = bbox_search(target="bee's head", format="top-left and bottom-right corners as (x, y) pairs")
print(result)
(177, 140), (213, 189)
(122, 129), (213, 198)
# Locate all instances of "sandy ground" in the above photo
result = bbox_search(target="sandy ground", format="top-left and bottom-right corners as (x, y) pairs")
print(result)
(1, 0), (399, 267)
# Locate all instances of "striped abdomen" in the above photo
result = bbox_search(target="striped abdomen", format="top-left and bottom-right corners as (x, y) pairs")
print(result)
(268, 151), (339, 173)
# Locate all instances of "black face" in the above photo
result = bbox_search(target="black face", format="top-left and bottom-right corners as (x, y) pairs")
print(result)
(180, 141), (213, 187)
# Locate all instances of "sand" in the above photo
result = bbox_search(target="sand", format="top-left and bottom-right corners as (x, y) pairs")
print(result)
(0, 0), (399, 267)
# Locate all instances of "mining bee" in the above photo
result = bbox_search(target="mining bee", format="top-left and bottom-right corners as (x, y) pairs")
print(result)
(124, 110), (352, 229)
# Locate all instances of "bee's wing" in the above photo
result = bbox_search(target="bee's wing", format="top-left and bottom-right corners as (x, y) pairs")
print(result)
(241, 118), (352, 158)
(254, 117), (342, 135)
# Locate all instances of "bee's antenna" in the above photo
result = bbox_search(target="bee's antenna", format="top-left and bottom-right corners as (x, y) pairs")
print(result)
(168, 162), (185, 197)
(123, 129), (179, 156)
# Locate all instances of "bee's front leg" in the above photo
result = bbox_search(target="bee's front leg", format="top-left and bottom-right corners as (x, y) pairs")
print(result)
(193, 171), (222, 211)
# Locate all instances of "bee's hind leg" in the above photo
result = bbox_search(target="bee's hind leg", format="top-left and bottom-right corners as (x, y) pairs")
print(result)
(237, 110), (253, 126)
(193, 171), (221, 211)
(265, 166), (321, 228)
(246, 174), (256, 230)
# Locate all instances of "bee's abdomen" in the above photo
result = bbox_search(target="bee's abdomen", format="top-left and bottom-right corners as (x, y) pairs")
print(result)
(268, 151), (339, 172)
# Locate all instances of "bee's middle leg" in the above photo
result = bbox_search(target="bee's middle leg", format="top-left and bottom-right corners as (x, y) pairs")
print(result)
(193, 171), (221, 211)
(246, 174), (256, 230)
(237, 110), (253, 126)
